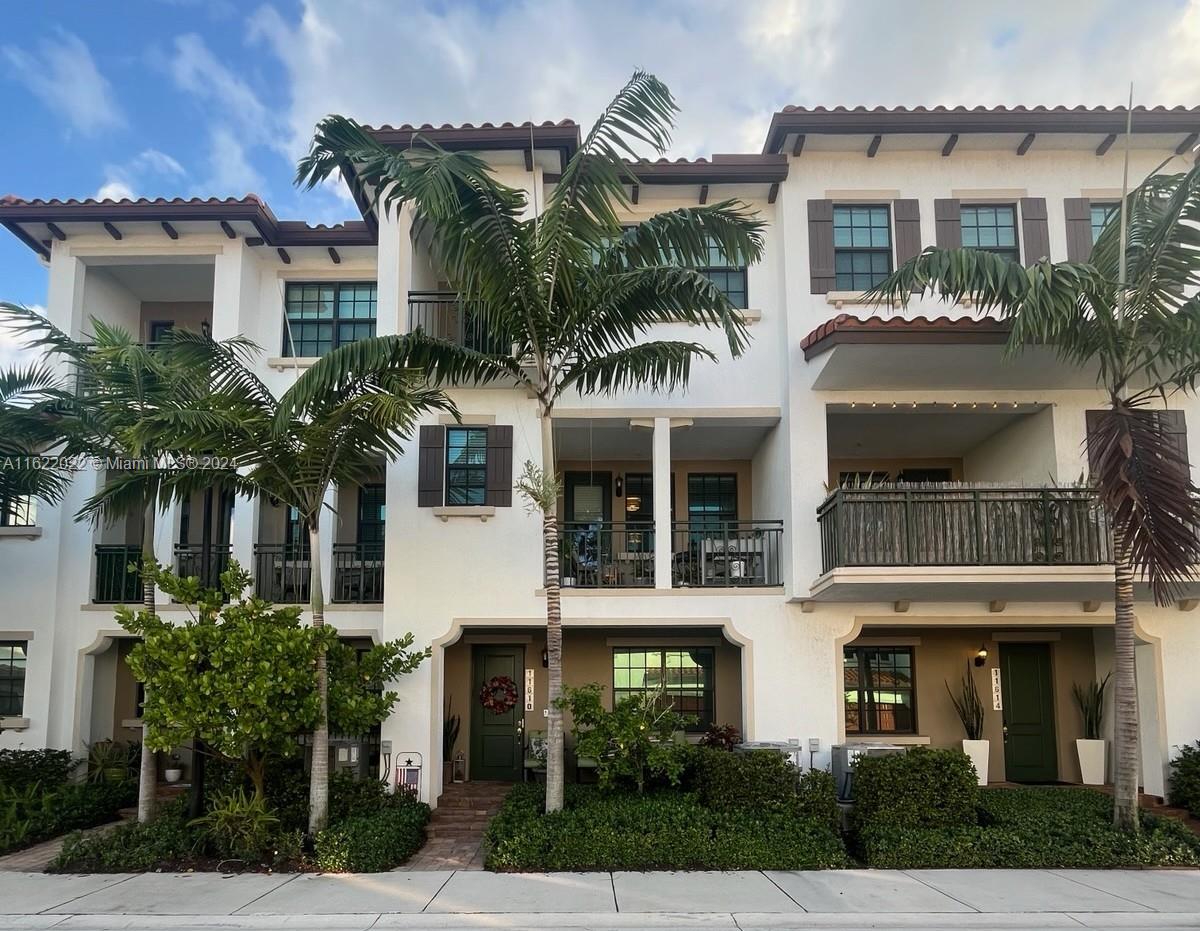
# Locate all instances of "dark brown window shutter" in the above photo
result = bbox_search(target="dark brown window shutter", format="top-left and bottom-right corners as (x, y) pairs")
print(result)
(893, 199), (922, 265)
(934, 199), (961, 249)
(1064, 197), (1092, 262)
(417, 425), (445, 507)
(807, 199), (835, 294)
(1159, 410), (1189, 470)
(1021, 197), (1051, 264)
(485, 424), (514, 507)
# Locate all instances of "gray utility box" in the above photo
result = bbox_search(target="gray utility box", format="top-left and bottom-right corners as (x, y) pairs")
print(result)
(831, 743), (908, 801)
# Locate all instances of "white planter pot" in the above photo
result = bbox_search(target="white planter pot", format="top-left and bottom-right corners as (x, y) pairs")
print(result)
(962, 739), (990, 786)
(164, 768), (182, 784)
(1076, 738), (1106, 785)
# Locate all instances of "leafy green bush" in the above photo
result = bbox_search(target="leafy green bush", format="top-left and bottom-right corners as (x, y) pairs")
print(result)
(51, 802), (194, 872)
(858, 786), (1200, 868)
(0, 779), (133, 856)
(485, 783), (849, 872)
(0, 749), (75, 792)
(190, 788), (279, 862)
(853, 747), (978, 830)
(313, 794), (431, 872)
(558, 684), (695, 793)
(1169, 742), (1200, 816)
(329, 773), (391, 821)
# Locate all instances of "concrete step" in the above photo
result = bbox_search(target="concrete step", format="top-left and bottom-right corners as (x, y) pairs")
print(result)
(430, 810), (495, 822)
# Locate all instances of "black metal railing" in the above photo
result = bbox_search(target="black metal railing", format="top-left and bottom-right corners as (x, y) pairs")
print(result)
(557, 522), (655, 588)
(253, 543), (311, 603)
(670, 521), (784, 587)
(333, 543), (385, 604)
(174, 543), (232, 592)
(94, 545), (143, 603)
(407, 291), (506, 353)
(816, 485), (1113, 573)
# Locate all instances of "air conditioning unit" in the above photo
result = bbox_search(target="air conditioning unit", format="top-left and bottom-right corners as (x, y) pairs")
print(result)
(831, 743), (908, 801)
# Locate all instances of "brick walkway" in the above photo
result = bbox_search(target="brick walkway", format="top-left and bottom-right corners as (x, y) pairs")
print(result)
(0, 814), (128, 872)
(398, 781), (511, 871)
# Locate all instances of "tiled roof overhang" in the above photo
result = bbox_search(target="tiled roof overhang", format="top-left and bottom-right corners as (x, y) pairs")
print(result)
(0, 195), (375, 259)
(763, 105), (1200, 154)
(800, 314), (1012, 360)
(363, 120), (581, 162)
(620, 154), (789, 185)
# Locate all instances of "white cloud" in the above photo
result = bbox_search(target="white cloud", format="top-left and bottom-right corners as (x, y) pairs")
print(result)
(203, 126), (264, 195)
(95, 148), (187, 201)
(1, 30), (124, 137)
(246, 0), (1200, 168)
(95, 180), (136, 202)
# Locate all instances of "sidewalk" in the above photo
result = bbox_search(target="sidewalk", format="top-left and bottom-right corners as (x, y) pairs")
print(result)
(1, 868), (1199, 930)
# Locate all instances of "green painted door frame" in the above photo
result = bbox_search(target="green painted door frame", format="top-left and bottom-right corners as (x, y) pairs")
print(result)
(999, 642), (1059, 783)
(469, 644), (525, 781)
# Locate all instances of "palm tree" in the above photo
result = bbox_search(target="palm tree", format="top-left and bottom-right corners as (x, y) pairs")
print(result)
(153, 331), (454, 833)
(0, 356), (74, 512)
(292, 71), (765, 812)
(870, 161), (1200, 831)
(1, 306), (221, 823)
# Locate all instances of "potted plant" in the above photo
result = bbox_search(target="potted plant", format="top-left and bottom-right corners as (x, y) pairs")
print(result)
(1072, 673), (1111, 785)
(947, 663), (988, 786)
(443, 697), (461, 786)
(163, 751), (183, 784)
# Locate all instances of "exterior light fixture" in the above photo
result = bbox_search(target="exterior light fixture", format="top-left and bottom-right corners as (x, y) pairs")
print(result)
(542, 648), (549, 668)
(974, 645), (989, 667)
(615, 475), (624, 497)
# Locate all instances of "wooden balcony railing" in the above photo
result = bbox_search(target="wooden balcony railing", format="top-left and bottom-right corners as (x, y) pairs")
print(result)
(407, 291), (507, 353)
(816, 485), (1113, 573)
(333, 542), (385, 604)
(253, 543), (311, 603)
(670, 521), (784, 587)
(94, 544), (143, 604)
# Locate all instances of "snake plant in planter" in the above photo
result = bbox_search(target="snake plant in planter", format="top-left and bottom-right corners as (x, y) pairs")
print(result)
(1073, 673), (1112, 785)
(947, 664), (989, 786)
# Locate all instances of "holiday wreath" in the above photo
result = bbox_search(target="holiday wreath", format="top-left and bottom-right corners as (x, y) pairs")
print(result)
(479, 675), (519, 714)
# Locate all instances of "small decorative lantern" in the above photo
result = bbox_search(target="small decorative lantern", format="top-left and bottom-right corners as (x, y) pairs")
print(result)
(452, 751), (467, 784)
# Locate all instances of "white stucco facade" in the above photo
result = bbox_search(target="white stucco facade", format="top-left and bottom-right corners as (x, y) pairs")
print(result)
(2, 107), (1199, 803)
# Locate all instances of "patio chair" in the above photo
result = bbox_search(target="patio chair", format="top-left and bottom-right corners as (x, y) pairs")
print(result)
(524, 729), (547, 782)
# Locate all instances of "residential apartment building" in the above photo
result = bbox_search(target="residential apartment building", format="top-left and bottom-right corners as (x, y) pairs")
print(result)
(2, 106), (1199, 801)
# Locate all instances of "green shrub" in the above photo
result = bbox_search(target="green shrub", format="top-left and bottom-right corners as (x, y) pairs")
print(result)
(853, 747), (978, 830)
(329, 773), (391, 821)
(190, 788), (279, 862)
(858, 786), (1200, 868)
(0, 779), (134, 856)
(484, 783), (849, 872)
(0, 749), (75, 792)
(693, 747), (796, 811)
(51, 803), (194, 872)
(1169, 742), (1200, 816)
(313, 795), (430, 872)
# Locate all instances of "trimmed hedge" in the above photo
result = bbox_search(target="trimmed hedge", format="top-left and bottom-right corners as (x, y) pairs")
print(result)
(0, 749), (75, 793)
(858, 786), (1200, 868)
(485, 783), (849, 871)
(1, 779), (134, 856)
(692, 747), (840, 834)
(852, 747), (978, 830)
(52, 802), (193, 872)
(1170, 742), (1200, 817)
(314, 793), (431, 872)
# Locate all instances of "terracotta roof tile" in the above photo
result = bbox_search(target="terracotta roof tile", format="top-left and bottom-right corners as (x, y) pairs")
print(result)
(362, 118), (576, 132)
(0, 194), (265, 208)
(800, 314), (1012, 358)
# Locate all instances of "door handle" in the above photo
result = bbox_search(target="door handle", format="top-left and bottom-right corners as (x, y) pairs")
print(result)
(1002, 724), (1009, 743)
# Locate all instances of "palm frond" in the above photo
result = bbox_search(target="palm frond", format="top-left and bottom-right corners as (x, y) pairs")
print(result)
(559, 340), (716, 398)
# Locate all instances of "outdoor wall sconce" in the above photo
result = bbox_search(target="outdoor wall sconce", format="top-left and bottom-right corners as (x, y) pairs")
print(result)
(615, 475), (624, 497)
(974, 645), (989, 667)
(542, 648), (549, 668)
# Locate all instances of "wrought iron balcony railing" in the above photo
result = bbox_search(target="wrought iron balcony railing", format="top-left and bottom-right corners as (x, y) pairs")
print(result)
(407, 291), (507, 353)
(253, 543), (311, 604)
(557, 521), (655, 588)
(671, 520), (784, 587)
(333, 542), (385, 604)
(94, 544), (143, 604)
(816, 485), (1112, 574)
(174, 543), (232, 594)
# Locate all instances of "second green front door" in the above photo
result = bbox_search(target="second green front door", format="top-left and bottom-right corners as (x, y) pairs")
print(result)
(469, 645), (524, 781)
(999, 642), (1059, 783)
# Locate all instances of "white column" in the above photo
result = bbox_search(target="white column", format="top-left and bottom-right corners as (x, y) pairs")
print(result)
(653, 417), (672, 590)
(153, 504), (178, 603)
(319, 485), (336, 605)
(376, 208), (413, 336)
(211, 242), (259, 342)
(228, 491), (259, 582)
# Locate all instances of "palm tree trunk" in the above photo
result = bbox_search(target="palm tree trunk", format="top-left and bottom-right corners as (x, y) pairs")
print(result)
(306, 521), (330, 835)
(1112, 524), (1141, 831)
(136, 500), (157, 823)
(539, 411), (566, 813)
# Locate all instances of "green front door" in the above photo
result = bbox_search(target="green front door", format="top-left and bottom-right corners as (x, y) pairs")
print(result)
(469, 645), (524, 781)
(1000, 642), (1059, 783)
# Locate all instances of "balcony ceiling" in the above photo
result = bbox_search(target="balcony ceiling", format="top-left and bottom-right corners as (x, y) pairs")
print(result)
(90, 261), (215, 302)
(554, 417), (774, 460)
(826, 407), (1044, 459)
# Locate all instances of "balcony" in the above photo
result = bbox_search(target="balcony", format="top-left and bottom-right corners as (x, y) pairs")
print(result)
(174, 543), (232, 593)
(407, 291), (505, 352)
(813, 485), (1115, 603)
(94, 545), (143, 604)
(253, 544), (311, 604)
(556, 520), (783, 589)
(332, 542), (385, 604)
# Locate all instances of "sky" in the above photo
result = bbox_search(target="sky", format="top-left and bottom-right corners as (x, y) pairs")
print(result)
(1, 0), (1199, 364)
